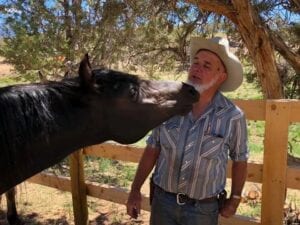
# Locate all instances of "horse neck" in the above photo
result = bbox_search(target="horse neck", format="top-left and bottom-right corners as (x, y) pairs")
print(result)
(0, 83), (107, 194)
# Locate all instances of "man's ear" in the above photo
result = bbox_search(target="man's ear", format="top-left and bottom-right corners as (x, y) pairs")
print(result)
(219, 71), (228, 83)
(79, 53), (94, 90)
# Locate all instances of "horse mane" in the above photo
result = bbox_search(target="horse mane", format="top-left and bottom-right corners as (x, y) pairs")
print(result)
(0, 79), (82, 158)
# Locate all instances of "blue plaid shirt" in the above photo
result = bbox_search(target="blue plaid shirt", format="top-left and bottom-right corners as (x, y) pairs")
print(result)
(147, 92), (248, 200)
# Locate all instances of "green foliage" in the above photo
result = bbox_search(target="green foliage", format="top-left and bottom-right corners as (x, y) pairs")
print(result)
(0, 0), (299, 96)
(289, 123), (300, 157)
(0, 71), (40, 87)
(238, 202), (261, 218)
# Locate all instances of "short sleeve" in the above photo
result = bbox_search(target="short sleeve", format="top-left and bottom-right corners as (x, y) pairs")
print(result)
(229, 112), (249, 161)
(146, 126), (161, 150)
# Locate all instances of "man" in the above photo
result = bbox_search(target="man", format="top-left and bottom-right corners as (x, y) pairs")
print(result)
(126, 36), (248, 225)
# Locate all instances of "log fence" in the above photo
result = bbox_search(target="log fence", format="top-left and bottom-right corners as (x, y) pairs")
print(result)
(27, 99), (300, 225)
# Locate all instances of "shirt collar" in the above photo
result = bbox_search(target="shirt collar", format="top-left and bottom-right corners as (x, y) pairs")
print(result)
(188, 91), (229, 122)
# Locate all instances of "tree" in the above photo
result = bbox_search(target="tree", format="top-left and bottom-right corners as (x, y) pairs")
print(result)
(186, 0), (299, 99)
(0, 0), (299, 98)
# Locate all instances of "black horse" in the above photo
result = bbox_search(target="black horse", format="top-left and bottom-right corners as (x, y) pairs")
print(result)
(0, 54), (199, 224)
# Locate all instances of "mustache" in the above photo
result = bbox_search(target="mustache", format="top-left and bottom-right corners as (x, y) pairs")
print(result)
(186, 77), (219, 93)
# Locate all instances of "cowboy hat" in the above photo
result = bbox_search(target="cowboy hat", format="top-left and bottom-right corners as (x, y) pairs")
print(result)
(190, 36), (243, 92)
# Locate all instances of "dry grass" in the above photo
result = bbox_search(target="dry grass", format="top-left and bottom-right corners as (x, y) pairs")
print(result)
(0, 182), (150, 225)
(0, 57), (14, 76)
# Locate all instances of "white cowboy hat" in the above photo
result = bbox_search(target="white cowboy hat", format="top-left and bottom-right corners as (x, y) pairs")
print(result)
(190, 36), (243, 92)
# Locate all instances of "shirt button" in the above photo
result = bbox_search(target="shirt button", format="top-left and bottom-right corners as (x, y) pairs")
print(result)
(212, 140), (215, 144)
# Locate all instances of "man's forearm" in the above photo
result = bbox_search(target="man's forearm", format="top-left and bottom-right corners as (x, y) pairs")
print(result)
(131, 146), (160, 191)
(231, 161), (247, 196)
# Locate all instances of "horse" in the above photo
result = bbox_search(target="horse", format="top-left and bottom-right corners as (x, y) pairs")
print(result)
(0, 54), (199, 224)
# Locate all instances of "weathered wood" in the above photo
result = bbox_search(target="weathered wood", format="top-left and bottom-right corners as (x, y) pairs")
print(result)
(233, 100), (265, 121)
(70, 150), (88, 225)
(28, 173), (71, 191)
(261, 101), (291, 225)
(84, 143), (144, 163)
(286, 165), (300, 190)
(84, 144), (300, 189)
(290, 100), (300, 122)
(226, 161), (263, 184)
(85, 181), (151, 212)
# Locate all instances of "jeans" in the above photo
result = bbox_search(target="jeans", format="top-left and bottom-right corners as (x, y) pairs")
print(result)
(150, 187), (219, 225)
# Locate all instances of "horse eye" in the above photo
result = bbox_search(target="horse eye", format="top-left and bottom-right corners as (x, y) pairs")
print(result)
(129, 87), (138, 101)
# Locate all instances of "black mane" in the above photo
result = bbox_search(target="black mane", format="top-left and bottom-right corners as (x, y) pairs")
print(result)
(0, 79), (84, 163)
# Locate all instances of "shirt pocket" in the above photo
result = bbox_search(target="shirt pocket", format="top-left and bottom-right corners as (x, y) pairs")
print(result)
(200, 135), (224, 159)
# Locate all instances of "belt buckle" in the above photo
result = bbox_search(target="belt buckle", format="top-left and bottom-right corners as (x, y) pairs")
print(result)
(176, 193), (186, 205)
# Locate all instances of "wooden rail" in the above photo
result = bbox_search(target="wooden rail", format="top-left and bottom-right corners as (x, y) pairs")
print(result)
(27, 99), (300, 225)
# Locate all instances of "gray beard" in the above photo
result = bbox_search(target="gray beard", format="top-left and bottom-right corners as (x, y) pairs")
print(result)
(186, 76), (219, 94)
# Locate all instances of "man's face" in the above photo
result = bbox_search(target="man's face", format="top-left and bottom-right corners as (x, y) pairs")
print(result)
(187, 50), (227, 93)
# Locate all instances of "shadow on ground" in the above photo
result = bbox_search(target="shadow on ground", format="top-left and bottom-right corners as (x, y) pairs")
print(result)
(0, 210), (144, 225)
(0, 209), (70, 225)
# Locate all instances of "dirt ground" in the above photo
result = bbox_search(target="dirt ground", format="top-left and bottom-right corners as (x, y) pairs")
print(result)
(0, 182), (150, 225)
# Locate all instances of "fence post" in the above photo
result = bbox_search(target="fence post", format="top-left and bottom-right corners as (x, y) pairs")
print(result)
(70, 149), (88, 225)
(261, 100), (290, 225)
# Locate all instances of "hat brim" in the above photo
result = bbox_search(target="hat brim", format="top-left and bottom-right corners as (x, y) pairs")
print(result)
(190, 37), (243, 92)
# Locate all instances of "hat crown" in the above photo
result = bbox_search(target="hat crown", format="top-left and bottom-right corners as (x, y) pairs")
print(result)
(211, 37), (229, 51)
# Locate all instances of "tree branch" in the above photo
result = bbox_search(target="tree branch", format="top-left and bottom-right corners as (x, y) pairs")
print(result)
(291, 0), (300, 11)
(186, 0), (237, 23)
(268, 27), (300, 73)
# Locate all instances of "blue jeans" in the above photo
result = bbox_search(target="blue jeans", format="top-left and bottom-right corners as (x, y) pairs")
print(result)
(150, 187), (219, 225)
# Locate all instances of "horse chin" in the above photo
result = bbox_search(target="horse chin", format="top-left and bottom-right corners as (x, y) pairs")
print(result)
(178, 105), (193, 116)
(112, 134), (146, 145)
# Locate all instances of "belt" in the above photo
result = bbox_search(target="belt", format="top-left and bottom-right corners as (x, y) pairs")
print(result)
(154, 184), (218, 206)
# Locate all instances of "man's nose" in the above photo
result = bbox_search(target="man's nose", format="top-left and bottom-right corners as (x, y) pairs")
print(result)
(191, 64), (203, 73)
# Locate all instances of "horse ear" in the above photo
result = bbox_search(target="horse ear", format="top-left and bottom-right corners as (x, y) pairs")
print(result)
(79, 53), (94, 89)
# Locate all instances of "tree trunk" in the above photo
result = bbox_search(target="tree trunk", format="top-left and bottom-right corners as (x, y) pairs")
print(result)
(231, 0), (283, 99)
(187, 0), (284, 99)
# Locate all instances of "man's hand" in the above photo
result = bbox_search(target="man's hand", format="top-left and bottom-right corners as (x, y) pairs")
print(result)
(219, 197), (240, 218)
(126, 190), (142, 219)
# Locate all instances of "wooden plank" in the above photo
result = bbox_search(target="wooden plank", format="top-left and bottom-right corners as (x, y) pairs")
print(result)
(261, 101), (290, 225)
(27, 173), (71, 192)
(84, 143), (144, 163)
(233, 99), (300, 122)
(290, 100), (300, 122)
(233, 99), (265, 121)
(219, 215), (260, 225)
(84, 144), (300, 189)
(70, 150), (88, 225)
(85, 181), (151, 212)
(227, 161), (263, 183)
(286, 165), (300, 190)
(28, 163), (300, 192)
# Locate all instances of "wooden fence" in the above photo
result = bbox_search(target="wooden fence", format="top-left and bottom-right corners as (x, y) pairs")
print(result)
(27, 99), (300, 225)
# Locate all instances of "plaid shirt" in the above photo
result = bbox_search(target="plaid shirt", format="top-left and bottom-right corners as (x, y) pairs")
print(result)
(147, 91), (248, 200)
